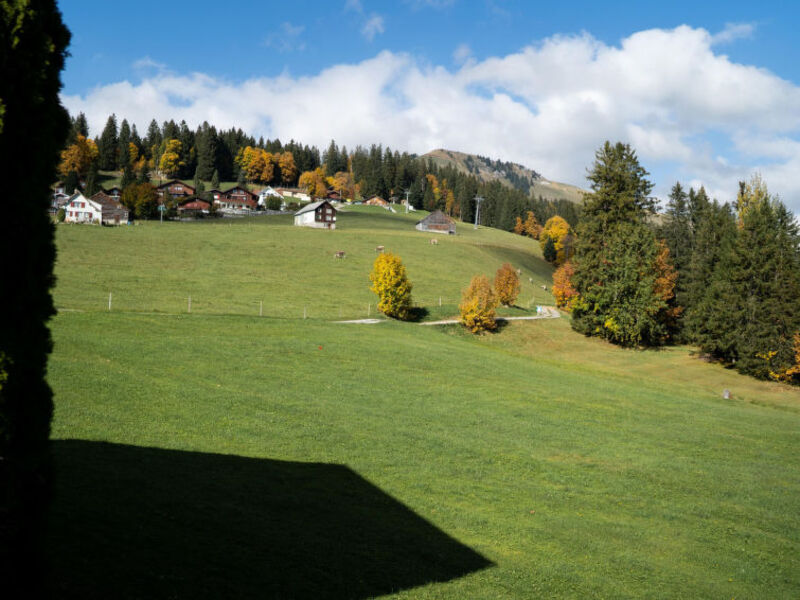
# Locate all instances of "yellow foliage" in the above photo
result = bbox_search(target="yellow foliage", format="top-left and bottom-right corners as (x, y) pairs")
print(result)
(736, 173), (769, 228)
(59, 134), (98, 177)
(278, 152), (297, 184)
(158, 139), (183, 177)
(128, 142), (139, 165)
(298, 167), (328, 198)
(494, 263), (520, 306)
(539, 215), (573, 265)
(369, 253), (413, 320)
(459, 275), (498, 333)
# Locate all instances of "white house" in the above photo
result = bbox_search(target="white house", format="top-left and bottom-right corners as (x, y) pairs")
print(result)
(64, 192), (129, 225)
(258, 186), (284, 208)
(294, 200), (337, 229)
(64, 192), (101, 223)
(276, 187), (311, 203)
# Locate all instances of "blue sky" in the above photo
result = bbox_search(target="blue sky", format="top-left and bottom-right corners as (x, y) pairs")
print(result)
(59, 0), (800, 209)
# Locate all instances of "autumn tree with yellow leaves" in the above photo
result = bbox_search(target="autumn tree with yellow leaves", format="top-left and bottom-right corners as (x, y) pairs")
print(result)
(298, 167), (329, 198)
(369, 253), (413, 320)
(158, 139), (183, 177)
(539, 215), (573, 265)
(494, 263), (520, 306)
(460, 275), (498, 333)
(59, 134), (98, 177)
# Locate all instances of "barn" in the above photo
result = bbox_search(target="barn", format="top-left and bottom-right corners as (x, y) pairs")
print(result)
(415, 210), (456, 235)
(294, 200), (337, 229)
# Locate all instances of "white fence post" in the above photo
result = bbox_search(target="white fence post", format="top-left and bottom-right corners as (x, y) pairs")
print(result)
(108, 292), (112, 312)
(188, 295), (191, 313)
(259, 300), (263, 317)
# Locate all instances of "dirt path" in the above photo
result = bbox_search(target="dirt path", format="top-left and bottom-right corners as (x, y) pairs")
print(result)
(336, 307), (561, 325)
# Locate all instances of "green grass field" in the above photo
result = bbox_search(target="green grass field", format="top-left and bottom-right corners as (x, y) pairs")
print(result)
(47, 208), (800, 598)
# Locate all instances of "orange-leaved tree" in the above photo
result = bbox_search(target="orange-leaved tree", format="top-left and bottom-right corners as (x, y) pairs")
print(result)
(552, 261), (578, 310)
(298, 167), (328, 198)
(369, 253), (413, 320)
(523, 211), (542, 238)
(494, 263), (520, 306)
(460, 275), (498, 333)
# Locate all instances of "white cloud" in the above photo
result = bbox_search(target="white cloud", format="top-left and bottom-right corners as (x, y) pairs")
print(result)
(344, 0), (362, 12)
(452, 43), (472, 65)
(63, 25), (800, 211)
(132, 56), (166, 72)
(361, 14), (385, 41)
(711, 22), (756, 45)
(263, 22), (306, 53)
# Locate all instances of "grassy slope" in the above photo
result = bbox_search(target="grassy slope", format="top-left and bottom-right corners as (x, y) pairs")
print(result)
(53, 206), (555, 319)
(47, 210), (800, 599)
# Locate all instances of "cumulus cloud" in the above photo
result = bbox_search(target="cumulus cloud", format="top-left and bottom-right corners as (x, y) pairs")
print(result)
(62, 25), (800, 211)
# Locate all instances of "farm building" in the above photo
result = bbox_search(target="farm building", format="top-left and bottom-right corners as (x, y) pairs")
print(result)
(258, 186), (284, 208)
(294, 200), (337, 230)
(276, 187), (311, 203)
(64, 192), (128, 225)
(214, 186), (258, 211)
(178, 199), (211, 217)
(415, 210), (456, 234)
(156, 180), (195, 200)
(365, 195), (388, 207)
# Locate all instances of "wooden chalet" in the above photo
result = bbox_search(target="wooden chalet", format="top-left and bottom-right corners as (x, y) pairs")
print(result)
(213, 186), (258, 211)
(91, 192), (129, 225)
(415, 210), (456, 235)
(156, 180), (195, 200)
(294, 200), (337, 230)
(103, 186), (122, 198)
(177, 198), (211, 217)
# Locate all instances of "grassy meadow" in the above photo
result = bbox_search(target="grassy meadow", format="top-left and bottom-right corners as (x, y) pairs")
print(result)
(47, 207), (800, 598)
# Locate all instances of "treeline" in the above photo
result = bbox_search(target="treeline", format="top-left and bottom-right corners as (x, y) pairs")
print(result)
(556, 142), (800, 384)
(62, 113), (582, 230)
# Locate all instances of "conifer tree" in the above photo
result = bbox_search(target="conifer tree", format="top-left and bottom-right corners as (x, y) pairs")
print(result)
(659, 182), (693, 339)
(117, 118), (131, 169)
(571, 142), (673, 346)
(84, 161), (101, 196)
(120, 162), (135, 191)
(211, 169), (220, 190)
(97, 113), (119, 170)
(0, 1), (71, 587)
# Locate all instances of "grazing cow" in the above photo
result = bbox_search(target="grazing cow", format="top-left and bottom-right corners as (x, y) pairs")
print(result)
(334, 250), (346, 259)
(375, 245), (384, 253)
(541, 284), (547, 290)
(516, 268), (522, 275)
(429, 238), (439, 245)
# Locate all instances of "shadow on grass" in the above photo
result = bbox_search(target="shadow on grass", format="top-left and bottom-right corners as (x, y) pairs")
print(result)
(48, 440), (492, 599)
(406, 306), (430, 322)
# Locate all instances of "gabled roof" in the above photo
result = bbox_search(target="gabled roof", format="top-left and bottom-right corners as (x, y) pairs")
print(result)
(416, 210), (454, 225)
(91, 192), (126, 211)
(222, 185), (257, 198)
(156, 179), (195, 192)
(294, 200), (335, 216)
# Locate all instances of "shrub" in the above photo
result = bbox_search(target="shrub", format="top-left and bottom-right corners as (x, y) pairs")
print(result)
(460, 275), (498, 333)
(266, 196), (282, 211)
(542, 236), (557, 263)
(494, 263), (520, 306)
(56, 208), (65, 222)
(540, 215), (573, 264)
(369, 253), (413, 320)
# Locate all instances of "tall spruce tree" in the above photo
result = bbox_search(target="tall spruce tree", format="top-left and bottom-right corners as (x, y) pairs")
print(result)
(659, 182), (693, 340)
(97, 113), (118, 170)
(211, 169), (220, 190)
(195, 123), (218, 181)
(0, 1), (70, 589)
(117, 118), (131, 169)
(571, 142), (674, 346)
(699, 186), (800, 379)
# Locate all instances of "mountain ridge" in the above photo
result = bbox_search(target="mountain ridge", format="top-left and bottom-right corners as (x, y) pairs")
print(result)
(421, 148), (586, 204)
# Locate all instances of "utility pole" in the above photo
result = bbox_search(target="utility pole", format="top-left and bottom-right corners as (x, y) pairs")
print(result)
(404, 189), (410, 213)
(473, 195), (484, 230)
